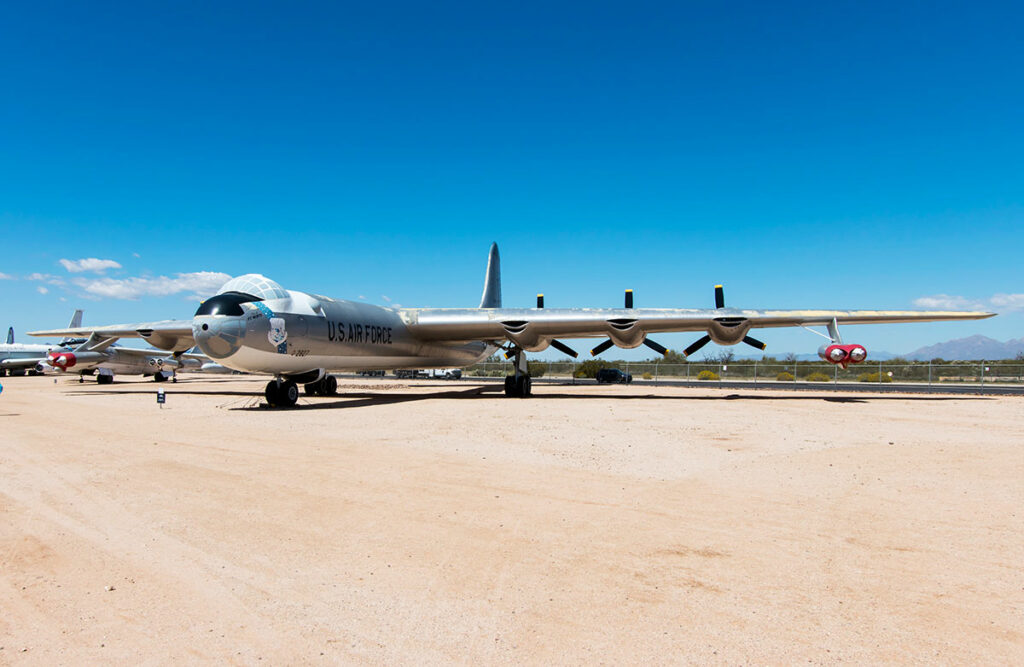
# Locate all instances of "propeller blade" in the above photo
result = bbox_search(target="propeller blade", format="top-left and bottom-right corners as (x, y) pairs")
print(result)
(714, 284), (725, 309)
(642, 338), (668, 356)
(590, 339), (615, 357)
(624, 289), (633, 309)
(536, 294), (544, 308)
(742, 335), (766, 351)
(683, 335), (712, 358)
(550, 339), (579, 358)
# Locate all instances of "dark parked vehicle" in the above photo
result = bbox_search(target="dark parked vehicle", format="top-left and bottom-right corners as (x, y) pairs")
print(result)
(595, 368), (633, 384)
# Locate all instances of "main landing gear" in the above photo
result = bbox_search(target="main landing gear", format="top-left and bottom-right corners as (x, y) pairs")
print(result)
(503, 347), (532, 398)
(304, 375), (338, 397)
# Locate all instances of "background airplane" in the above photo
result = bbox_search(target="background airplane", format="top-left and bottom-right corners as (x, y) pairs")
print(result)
(1, 310), (84, 376)
(31, 244), (995, 406)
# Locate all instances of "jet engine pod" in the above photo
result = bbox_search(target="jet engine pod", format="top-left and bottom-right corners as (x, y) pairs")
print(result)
(49, 351), (76, 370)
(818, 344), (868, 369)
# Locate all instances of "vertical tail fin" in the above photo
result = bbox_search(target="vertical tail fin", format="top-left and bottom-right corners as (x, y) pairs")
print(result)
(478, 243), (502, 308)
(60, 309), (84, 345)
(6, 327), (13, 344)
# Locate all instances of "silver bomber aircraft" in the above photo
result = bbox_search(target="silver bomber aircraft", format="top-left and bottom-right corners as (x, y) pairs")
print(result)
(30, 244), (994, 407)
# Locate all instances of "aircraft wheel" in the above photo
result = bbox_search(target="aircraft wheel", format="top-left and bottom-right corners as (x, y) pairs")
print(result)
(516, 375), (532, 398)
(265, 381), (281, 407)
(154, 373), (167, 382)
(97, 374), (113, 385)
(279, 380), (299, 407)
(504, 375), (517, 397)
(304, 382), (321, 396)
(323, 375), (338, 396)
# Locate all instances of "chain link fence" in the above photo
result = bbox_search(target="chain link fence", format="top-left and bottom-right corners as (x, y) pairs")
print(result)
(462, 360), (1024, 387)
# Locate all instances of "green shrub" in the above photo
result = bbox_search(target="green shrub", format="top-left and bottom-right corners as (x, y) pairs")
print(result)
(641, 372), (653, 380)
(576, 359), (612, 378)
(697, 370), (720, 381)
(776, 371), (795, 381)
(858, 372), (893, 383)
(805, 372), (831, 382)
(527, 361), (547, 378)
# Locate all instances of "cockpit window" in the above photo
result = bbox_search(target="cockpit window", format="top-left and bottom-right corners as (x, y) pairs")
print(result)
(194, 291), (261, 317)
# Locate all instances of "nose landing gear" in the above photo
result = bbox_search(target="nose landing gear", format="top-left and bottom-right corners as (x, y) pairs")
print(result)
(265, 378), (299, 407)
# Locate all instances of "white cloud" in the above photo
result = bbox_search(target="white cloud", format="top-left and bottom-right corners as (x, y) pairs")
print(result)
(913, 294), (986, 310)
(381, 294), (392, 303)
(914, 293), (1024, 312)
(37, 286), (49, 294)
(0, 272), (13, 280)
(26, 272), (66, 286)
(72, 271), (231, 300)
(59, 258), (122, 273)
(989, 293), (1024, 311)
(132, 252), (141, 258)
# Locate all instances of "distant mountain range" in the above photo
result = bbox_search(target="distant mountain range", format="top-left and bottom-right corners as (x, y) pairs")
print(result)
(903, 335), (1024, 361)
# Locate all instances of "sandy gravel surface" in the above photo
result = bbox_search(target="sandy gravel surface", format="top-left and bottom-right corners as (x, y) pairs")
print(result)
(1, 375), (1021, 664)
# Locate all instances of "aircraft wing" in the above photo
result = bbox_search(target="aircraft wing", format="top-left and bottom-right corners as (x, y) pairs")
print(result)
(402, 307), (995, 346)
(0, 357), (47, 369)
(28, 319), (195, 352)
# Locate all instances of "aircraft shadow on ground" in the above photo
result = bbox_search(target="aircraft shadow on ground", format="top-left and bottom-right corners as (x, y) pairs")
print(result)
(54, 384), (992, 410)
(230, 386), (988, 411)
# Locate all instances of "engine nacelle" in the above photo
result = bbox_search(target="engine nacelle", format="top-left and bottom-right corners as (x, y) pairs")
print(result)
(48, 351), (77, 370)
(818, 344), (867, 369)
(708, 317), (752, 345)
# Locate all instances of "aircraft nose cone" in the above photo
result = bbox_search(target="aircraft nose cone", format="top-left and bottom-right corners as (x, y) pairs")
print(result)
(193, 316), (246, 359)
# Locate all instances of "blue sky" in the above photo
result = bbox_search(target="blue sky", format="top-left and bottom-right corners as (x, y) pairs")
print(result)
(1, 1), (1021, 358)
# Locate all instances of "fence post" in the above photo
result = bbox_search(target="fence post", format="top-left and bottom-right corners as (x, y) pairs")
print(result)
(654, 361), (659, 385)
(928, 360), (932, 387)
(754, 360), (757, 385)
(981, 362), (985, 393)
(878, 359), (882, 385)
(687, 363), (690, 386)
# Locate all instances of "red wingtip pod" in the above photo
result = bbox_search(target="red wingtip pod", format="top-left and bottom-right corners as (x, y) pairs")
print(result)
(819, 344), (868, 369)
(48, 351), (77, 370)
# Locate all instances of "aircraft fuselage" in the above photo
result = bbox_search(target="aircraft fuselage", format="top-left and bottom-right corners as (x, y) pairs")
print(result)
(192, 289), (494, 376)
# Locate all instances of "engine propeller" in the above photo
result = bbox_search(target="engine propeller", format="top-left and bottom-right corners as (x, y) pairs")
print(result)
(681, 285), (767, 358)
(531, 293), (579, 358)
(590, 290), (671, 357)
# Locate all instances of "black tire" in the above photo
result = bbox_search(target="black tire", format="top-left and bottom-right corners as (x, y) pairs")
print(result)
(154, 373), (167, 382)
(504, 375), (517, 397)
(97, 374), (113, 385)
(265, 381), (281, 407)
(324, 375), (338, 395)
(280, 380), (299, 407)
(516, 375), (531, 398)
(304, 382), (320, 396)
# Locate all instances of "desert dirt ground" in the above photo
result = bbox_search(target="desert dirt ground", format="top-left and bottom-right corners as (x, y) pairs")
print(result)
(0, 374), (1022, 664)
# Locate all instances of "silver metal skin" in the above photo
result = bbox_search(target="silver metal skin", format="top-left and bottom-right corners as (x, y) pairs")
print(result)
(191, 289), (495, 376)
(29, 243), (996, 399)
